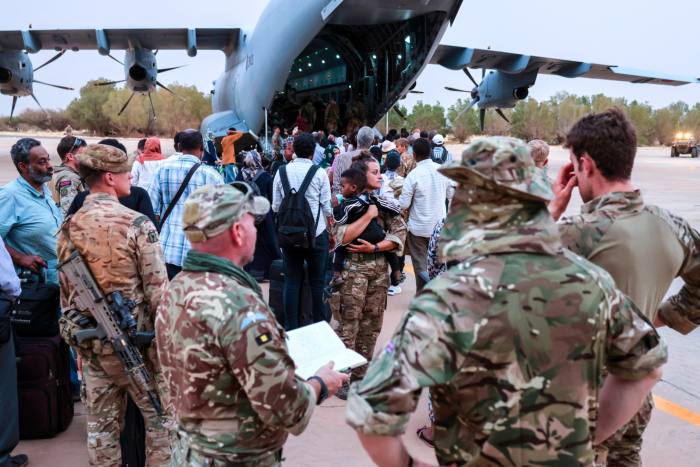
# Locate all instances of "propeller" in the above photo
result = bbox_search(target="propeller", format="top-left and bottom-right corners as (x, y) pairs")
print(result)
(106, 54), (123, 65)
(34, 50), (66, 72)
(34, 80), (74, 91)
(9, 96), (18, 120)
(157, 65), (185, 74)
(118, 92), (136, 116)
(148, 92), (157, 120)
(94, 79), (126, 86)
(408, 90), (424, 94)
(30, 93), (45, 112)
(156, 80), (183, 99)
(392, 105), (406, 120)
(445, 66), (512, 131)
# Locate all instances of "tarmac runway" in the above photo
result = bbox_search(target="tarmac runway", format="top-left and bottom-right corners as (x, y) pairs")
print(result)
(1, 134), (698, 466)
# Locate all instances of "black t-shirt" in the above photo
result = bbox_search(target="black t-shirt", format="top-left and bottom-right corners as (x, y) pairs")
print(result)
(67, 186), (157, 226)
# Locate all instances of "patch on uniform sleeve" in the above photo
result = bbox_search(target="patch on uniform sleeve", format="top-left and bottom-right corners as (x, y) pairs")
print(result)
(59, 180), (72, 188)
(241, 311), (269, 330)
(147, 230), (159, 243)
(60, 187), (69, 196)
(255, 331), (272, 346)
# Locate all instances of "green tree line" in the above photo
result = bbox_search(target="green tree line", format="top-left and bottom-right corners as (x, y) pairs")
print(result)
(1, 79), (211, 136)
(389, 93), (700, 145)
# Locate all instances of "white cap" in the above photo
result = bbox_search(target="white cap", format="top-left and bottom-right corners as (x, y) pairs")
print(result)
(432, 134), (445, 146)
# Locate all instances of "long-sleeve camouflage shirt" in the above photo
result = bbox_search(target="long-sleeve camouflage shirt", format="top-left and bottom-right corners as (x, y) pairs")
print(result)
(57, 193), (167, 337)
(155, 251), (315, 465)
(559, 190), (700, 334)
(346, 202), (667, 466)
(49, 164), (86, 216)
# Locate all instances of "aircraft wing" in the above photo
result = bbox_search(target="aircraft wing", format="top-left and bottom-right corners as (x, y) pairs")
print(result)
(0, 28), (240, 56)
(431, 44), (700, 86)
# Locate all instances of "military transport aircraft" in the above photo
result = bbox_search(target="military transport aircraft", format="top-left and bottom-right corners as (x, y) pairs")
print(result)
(0, 0), (698, 134)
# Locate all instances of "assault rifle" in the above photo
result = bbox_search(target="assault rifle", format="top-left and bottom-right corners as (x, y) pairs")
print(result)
(59, 250), (163, 416)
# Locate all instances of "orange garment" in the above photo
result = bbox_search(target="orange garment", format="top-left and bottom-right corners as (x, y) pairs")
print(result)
(221, 132), (244, 165)
(138, 137), (164, 164)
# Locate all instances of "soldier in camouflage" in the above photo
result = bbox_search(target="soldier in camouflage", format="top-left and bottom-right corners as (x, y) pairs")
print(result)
(155, 184), (348, 467)
(346, 136), (667, 467)
(330, 152), (407, 398)
(56, 144), (171, 466)
(550, 108), (700, 467)
(49, 135), (88, 215)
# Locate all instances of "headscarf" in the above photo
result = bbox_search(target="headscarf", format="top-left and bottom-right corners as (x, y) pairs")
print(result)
(241, 150), (264, 181)
(138, 137), (164, 164)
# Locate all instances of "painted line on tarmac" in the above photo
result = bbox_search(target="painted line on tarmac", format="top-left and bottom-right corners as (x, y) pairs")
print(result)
(405, 263), (700, 427)
(654, 395), (700, 427)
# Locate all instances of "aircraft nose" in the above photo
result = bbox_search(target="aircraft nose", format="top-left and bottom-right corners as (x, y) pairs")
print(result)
(0, 67), (12, 84)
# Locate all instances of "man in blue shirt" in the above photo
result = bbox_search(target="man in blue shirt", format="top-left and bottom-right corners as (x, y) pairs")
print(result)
(0, 138), (62, 285)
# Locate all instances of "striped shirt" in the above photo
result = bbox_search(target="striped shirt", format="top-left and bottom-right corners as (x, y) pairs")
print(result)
(148, 153), (224, 266)
(399, 159), (450, 237)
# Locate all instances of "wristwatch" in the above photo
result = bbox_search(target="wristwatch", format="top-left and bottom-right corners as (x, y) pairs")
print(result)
(373, 244), (379, 253)
(307, 376), (328, 405)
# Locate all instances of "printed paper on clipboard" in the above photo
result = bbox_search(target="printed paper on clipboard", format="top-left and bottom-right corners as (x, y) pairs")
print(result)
(286, 321), (367, 380)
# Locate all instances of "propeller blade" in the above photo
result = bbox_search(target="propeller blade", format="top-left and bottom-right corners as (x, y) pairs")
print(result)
(34, 50), (66, 72)
(10, 96), (18, 120)
(408, 90), (424, 94)
(482, 68), (485, 79)
(118, 92), (136, 116)
(33, 80), (74, 91)
(94, 79), (126, 86)
(445, 86), (470, 93)
(479, 109), (486, 132)
(462, 67), (479, 87)
(148, 92), (157, 120)
(30, 93), (46, 113)
(154, 49), (158, 56)
(495, 108), (510, 124)
(454, 98), (479, 121)
(156, 81), (185, 101)
(392, 106), (406, 120)
(107, 53), (123, 65)
(157, 65), (184, 74)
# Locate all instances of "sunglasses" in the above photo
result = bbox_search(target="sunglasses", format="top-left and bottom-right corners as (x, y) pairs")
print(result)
(230, 181), (265, 225)
(71, 137), (85, 152)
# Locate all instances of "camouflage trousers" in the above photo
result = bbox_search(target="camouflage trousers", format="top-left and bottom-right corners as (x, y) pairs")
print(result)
(82, 348), (172, 466)
(330, 253), (389, 381)
(171, 431), (282, 467)
(597, 393), (654, 467)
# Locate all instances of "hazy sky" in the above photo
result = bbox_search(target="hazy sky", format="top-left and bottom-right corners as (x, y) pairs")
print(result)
(2, 0), (700, 117)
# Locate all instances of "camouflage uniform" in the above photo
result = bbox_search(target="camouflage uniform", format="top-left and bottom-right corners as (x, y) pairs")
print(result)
(559, 190), (700, 466)
(331, 208), (406, 382)
(346, 137), (668, 466)
(155, 185), (315, 466)
(56, 144), (171, 466)
(49, 163), (86, 215)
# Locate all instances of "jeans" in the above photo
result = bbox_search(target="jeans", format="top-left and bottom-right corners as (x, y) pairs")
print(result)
(223, 164), (238, 184)
(282, 231), (329, 330)
(0, 300), (18, 466)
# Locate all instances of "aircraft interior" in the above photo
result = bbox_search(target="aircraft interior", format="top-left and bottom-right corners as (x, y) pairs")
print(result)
(268, 11), (449, 135)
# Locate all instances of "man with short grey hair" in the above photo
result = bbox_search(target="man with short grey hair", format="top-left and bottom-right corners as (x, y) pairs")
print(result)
(332, 126), (374, 199)
(0, 138), (62, 284)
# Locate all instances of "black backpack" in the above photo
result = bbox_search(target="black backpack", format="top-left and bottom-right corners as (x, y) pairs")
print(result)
(276, 164), (321, 249)
(432, 146), (449, 164)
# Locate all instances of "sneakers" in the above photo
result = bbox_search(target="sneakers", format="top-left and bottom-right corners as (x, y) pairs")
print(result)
(387, 285), (402, 296)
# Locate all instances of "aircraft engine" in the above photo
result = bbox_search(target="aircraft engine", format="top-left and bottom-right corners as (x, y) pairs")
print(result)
(95, 48), (182, 117)
(0, 51), (34, 97)
(513, 86), (529, 100)
(0, 50), (73, 118)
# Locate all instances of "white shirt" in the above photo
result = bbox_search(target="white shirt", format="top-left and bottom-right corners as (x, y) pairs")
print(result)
(131, 159), (165, 190)
(399, 159), (450, 237)
(272, 158), (333, 237)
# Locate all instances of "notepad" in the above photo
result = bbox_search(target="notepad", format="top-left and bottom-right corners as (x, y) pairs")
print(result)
(286, 321), (368, 379)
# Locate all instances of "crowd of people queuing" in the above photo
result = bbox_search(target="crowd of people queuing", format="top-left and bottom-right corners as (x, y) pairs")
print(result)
(0, 105), (698, 467)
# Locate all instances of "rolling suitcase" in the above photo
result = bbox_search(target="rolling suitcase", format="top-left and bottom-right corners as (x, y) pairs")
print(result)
(268, 259), (315, 328)
(15, 335), (74, 439)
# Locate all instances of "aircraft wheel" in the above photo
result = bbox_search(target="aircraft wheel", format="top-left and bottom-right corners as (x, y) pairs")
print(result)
(692, 147), (698, 158)
(671, 148), (677, 157)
